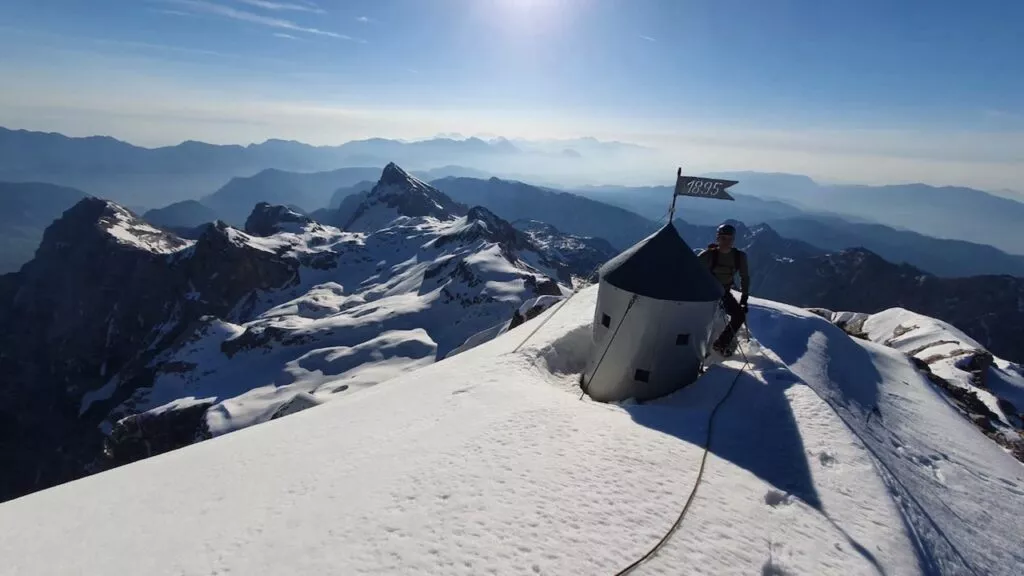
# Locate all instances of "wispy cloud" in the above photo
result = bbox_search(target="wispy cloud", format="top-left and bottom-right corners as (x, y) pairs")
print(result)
(356, 16), (370, 23)
(166, 0), (363, 42)
(273, 32), (299, 40)
(639, 35), (656, 43)
(153, 8), (193, 16)
(91, 37), (234, 59)
(983, 109), (1022, 121)
(237, 0), (325, 14)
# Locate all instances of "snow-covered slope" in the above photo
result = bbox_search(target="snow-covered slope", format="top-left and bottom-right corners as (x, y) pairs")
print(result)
(101, 169), (572, 445)
(813, 306), (1024, 460)
(3, 287), (1021, 575)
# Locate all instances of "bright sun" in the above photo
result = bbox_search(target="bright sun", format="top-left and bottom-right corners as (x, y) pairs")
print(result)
(491, 0), (571, 29)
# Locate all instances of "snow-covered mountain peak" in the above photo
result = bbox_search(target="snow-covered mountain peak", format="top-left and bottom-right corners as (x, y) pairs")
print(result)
(52, 197), (193, 255)
(442, 206), (522, 245)
(344, 163), (467, 232)
(466, 205), (502, 227)
(378, 161), (422, 189)
(245, 202), (322, 237)
(746, 222), (780, 241)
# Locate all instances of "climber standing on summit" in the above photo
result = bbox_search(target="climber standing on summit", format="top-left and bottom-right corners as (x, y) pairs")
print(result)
(697, 223), (750, 357)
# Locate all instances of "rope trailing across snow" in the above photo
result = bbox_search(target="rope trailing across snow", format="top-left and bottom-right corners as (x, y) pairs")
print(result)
(510, 209), (763, 573)
(613, 338), (752, 576)
(511, 293), (576, 354)
(511, 260), (607, 354)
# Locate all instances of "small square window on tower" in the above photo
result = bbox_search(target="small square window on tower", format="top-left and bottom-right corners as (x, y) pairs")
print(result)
(676, 334), (690, 345)
(601, 313), (611, 327)
(634, 369), (650, 382)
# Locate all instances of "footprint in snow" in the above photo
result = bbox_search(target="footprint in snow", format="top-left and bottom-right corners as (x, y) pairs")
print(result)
(818, 452), (837, 467)
(910, 453), (947, 485)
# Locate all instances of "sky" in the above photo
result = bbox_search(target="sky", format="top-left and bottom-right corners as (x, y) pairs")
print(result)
(0, 0), (1022, 191)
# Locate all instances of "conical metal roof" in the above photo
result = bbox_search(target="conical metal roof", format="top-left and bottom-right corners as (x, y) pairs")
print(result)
(598, 222), (724, 302)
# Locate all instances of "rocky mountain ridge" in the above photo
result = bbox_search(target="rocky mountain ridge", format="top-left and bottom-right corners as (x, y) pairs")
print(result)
(0, 164), (598, 503)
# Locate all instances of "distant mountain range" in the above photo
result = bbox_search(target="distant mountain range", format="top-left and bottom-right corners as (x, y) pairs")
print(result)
(765, 215), (1024, 278)
(746, 235), (1024, 365)
(201, 167), (384, 225)
(573, 182), (1024, 276)
(6, 167), (1024, 279)
(142, 200), (220, 232)
(703, 171), (1024, 256)
(0, 127), (628, 208)
(4, 125), (1021, 255)
(430, 177), (659, 250)
(0, 182), (88, 273)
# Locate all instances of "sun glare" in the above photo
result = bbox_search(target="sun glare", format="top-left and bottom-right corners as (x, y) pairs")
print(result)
(486, 0), (573, 36)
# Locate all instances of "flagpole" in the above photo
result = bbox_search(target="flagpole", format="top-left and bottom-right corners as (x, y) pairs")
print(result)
(668, 167), (680, 222)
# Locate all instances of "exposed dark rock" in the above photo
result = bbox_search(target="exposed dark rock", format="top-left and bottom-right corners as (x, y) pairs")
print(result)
(749, 245), (1024, 363)
(971, 414), (997, 433)
(997, 398), (1020, 423)
(955, 350), (995, 389)
(508, 309), (526, 330)
(344, 163), (468, 229)
(269, 393), (322, 420)
(806, 308), (833, 320)
(245, 202), (317, 236)
(908, 355), (932, 373)
(103, 399), (215, 465)
(0, 198), (300, 502)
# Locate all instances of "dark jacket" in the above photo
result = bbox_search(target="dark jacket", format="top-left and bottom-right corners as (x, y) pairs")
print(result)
(697, 245), (750, 302)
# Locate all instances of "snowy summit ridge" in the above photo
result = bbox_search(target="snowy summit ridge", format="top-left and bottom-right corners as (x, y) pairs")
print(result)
(2, 286), (1022, 575)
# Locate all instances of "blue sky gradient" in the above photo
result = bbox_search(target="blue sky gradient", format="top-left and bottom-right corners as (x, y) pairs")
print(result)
(1, 0), (1022, 189)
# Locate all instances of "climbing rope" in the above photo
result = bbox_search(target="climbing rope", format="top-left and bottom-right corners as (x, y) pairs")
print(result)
(613, 336), (752, 575)
(511, 294), (574, 354)
(511, 257), (609, 354)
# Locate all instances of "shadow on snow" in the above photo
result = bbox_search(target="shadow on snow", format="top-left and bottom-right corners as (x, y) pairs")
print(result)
(621, 304), (888, 574)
